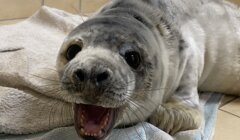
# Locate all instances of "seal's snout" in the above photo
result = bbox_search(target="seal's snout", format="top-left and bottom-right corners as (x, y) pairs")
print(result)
(73, 66), (111, 87)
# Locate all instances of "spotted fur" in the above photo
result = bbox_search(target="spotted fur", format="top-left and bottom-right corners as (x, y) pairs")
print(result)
(56, 0), (240, 138)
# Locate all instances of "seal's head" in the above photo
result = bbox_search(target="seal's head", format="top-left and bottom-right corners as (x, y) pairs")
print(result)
(56, 3), (170, 140)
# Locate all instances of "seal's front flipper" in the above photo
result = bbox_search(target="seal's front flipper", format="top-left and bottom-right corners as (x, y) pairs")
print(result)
(149, 96), (202, 135)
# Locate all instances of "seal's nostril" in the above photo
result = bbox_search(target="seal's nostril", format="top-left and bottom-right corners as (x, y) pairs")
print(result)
(75, 69), (85, 82)
(96, 71), (109, 83)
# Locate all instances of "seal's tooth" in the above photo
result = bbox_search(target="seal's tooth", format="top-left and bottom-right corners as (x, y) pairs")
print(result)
(80, 114), (85, 125)
(80, 128), (85, 134)
(98, 130), (103, 136)
(104, 117), (108, 127)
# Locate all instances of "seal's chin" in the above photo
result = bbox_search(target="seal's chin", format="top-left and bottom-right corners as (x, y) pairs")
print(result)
(74, 104), (116, 140)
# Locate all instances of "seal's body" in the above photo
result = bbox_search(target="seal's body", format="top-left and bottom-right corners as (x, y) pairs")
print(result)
(56, 0), (240, 139)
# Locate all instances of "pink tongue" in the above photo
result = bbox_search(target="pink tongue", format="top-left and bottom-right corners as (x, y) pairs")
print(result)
(84, 121), (101, 132)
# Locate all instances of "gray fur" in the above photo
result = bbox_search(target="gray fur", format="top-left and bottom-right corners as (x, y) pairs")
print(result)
(56, 0), (240, 138)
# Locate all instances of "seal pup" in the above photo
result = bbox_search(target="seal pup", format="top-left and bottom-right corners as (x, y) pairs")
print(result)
(56, 0), (240, 139)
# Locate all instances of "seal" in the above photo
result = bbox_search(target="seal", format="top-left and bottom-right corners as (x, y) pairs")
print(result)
(56, 0), (240, 139)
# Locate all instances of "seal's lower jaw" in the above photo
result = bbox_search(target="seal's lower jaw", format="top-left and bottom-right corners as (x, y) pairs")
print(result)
(74, 104), (116, 140)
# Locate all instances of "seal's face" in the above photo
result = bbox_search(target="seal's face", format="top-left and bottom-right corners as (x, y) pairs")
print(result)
(56, 14), (167, 140)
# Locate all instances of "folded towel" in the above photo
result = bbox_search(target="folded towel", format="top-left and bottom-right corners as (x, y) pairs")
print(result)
(0, 6), (222, 140)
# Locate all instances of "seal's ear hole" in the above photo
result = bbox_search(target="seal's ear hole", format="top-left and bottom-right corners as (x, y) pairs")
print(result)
(66, 40), (83, 61)
(133, 15), (144, 24)
(134, 15), (142, 22)
(124, 51), (141, 69)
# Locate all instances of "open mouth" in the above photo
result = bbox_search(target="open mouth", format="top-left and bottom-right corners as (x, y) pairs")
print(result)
(74, 103), (116, 140)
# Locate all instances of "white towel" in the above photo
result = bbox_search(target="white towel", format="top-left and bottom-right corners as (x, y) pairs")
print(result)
(0, 6), (86, 134)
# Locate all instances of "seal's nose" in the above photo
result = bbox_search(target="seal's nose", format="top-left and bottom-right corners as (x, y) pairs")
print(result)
(74, 69), (85, 82)
(96, 71), (109, 83)
(73, 68), (110, 85)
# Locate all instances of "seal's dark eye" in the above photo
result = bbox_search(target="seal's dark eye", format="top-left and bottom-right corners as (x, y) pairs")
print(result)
(124, 51), (141, 69)
(66, 42), (82, 61)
